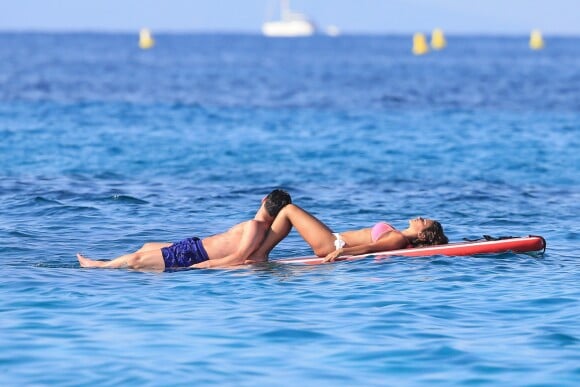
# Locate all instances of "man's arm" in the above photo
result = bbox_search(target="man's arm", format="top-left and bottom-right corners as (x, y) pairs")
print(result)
(191, 220), (265, 269)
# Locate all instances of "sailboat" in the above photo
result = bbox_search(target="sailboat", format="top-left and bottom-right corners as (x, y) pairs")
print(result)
(262, 0), (316, 37)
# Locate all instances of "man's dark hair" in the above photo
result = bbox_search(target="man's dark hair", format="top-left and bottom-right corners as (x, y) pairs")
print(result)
(264, 189), (292, 217)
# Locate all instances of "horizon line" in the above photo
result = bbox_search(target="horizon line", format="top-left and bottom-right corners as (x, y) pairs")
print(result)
(1, 28), (579, 38)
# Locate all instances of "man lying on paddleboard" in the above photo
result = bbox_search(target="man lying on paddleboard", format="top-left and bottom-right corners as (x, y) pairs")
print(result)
(77, 189), (292, 271)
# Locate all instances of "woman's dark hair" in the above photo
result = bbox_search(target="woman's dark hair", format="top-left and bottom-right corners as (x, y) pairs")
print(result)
(264, 189), (292, 217)
(412, 220), (448, 247)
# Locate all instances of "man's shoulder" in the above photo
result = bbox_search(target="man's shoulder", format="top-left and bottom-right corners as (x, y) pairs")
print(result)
(245, 219), (268, 228)
(227, 219), (268, 234)
(244, 219), (270, 231)
(229, 219), (259, 231)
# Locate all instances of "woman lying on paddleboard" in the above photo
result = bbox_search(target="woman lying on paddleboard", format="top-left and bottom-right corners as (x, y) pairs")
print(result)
(250, 204), (448, 263)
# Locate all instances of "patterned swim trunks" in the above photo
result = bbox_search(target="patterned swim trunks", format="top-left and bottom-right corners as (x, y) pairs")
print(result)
(161, 237), (210, 269)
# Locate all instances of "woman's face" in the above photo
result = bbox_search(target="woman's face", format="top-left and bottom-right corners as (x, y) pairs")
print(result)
(409, 217), (434, 233)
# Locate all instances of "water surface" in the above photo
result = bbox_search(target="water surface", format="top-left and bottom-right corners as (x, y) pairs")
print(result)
(0, 33), (579, 385)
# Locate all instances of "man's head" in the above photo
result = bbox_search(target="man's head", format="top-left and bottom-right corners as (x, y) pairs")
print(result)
(264, 189), (292, 217)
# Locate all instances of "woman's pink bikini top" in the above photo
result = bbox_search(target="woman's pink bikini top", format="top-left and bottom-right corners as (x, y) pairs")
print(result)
(371, 222), (413, 248)
(371, 222), (396, 242)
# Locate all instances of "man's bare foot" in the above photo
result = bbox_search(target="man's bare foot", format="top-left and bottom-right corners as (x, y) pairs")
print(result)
(77, 253), (106, 268)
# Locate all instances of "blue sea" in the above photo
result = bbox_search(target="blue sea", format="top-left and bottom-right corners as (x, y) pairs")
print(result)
(0, 33), (579, 385)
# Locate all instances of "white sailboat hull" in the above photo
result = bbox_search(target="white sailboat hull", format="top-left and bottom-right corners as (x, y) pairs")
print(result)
(262, 20), (315, 37)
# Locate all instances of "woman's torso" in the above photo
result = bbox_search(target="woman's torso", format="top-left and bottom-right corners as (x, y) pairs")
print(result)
(341, 222), (409, 248)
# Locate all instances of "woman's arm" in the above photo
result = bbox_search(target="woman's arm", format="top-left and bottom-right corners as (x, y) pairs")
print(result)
(323, 232), (408, 262)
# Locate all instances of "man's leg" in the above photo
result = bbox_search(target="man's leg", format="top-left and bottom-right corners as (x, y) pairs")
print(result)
(77, 248), (165, 270)
(136, 242), (172, 253)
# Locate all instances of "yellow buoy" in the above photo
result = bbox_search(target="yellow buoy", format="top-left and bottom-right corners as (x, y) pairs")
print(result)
(431, 28), (447, 50)
(529, 29), (545, 50)
(412, 33), (429, 55)
(139, 28), (155, 50)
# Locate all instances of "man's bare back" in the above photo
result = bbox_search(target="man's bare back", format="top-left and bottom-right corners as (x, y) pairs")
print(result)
(197, 219), (271, 265)
(202, 222), (252, 258)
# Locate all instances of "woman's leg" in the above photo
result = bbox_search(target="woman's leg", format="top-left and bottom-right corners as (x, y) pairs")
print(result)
(254, 204), (337, 258)
(77, 247), (166, 270)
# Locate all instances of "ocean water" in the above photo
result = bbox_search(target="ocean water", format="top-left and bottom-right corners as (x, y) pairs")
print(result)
(0, 33), (579, 385)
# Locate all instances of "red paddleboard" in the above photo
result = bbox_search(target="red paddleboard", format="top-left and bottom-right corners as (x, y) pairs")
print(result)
(275, 235), (546, 265)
